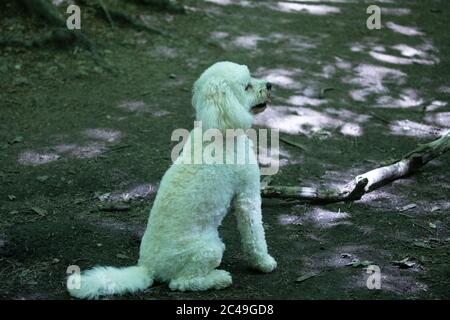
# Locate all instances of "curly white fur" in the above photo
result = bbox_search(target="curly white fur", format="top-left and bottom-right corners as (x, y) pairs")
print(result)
(67, 61), (276, 299)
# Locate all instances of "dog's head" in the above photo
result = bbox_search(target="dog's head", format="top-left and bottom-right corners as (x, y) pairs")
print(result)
(192, 61), (272, 130)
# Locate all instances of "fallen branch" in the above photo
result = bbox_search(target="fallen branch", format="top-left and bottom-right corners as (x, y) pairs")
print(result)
(262, 130), (450, 203)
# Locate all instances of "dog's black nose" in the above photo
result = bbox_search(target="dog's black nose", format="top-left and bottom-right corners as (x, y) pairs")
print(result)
(266, 82), (272, 90)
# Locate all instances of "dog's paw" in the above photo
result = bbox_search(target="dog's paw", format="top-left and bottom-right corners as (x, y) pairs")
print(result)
(253, 255), (277, 273)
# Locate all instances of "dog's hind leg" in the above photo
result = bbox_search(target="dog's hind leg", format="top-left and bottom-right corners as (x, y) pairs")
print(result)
(169, 269), (232, 292)
(168, 241), (232, 291)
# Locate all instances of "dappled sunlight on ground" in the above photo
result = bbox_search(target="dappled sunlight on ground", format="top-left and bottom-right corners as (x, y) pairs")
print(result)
(18, 151), (60, 166)
(381, 7), (411, 16)
(339, 123), (362, 136)
(301, 245), (387, 272)
(343, 31), (441, 109)
(349, 269), (428, 295)
(225, 32), (318, 55)
(287, 95), (327, 107)
(205, 0), (344, 15)
(367, 40), (440, 66)
(118, 100), (147, 112)
(232, 34), (263, 49)
(278, 214), (303, 226)
(334, 56), (352, 70)
(424, 112), (450, 128)
(301, 244), (430, 296)
(70, 142), (107, 159)
(254, 105), (336, 135)
(392, 43), (436, 58)
(424, 100), (447, 112)
(210, 31), (229, 40)
(324, 107), (371, 123)
(345, 64), (406, 102)
(254, 67), (303, 89)
(274, 2), (341, 15)
(97, 220), (145, 238)
(319, 64), (337, 79)
(53, 142), (107, 159)
(117, 100), (171, 117)
(254, 105), (369, 137)
(358, 189), (404, 208)
(439, 86), (450, 94)
(375, 88), (423, 108)
(369, 50), (437, 65)
(386, 21), (425, 36)
(350, 40), (439, 65)
(389, 119), (446, 138)
(98, 183), (158, 202)
(17, 128), (125, 165)
(204, 0), (233, 5)
(84, 128), (122, 142)
(301, 207), (351, 228)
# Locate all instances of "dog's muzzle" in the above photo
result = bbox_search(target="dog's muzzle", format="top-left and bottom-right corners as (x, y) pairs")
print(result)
(250, 83), (272, 115)
(250, 103), (268, 114)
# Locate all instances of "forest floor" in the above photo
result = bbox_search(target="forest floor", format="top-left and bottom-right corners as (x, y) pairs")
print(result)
(0, 0), (449, 299)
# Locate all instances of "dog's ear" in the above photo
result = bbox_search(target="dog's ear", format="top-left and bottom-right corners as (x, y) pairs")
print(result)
(192, 78), (253, 130)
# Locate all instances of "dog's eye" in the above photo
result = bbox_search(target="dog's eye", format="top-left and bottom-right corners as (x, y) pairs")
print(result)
(245, 84), (252, 91)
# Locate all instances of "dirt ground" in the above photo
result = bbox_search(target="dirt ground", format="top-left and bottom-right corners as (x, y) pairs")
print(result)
(0, 0), (449, 299)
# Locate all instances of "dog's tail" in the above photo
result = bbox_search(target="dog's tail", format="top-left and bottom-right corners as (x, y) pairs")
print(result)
(67, 265), (153, 299)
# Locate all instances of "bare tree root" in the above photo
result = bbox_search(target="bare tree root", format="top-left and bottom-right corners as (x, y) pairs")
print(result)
(1, 0), (96, 52)
(262, 130), (450, 204)
(79, 0), (167, 35)
(20, 0), (65, 26)
(105, 8), (167, 35)
(0, 0), (121, 72)
(3, 0), (172, 50)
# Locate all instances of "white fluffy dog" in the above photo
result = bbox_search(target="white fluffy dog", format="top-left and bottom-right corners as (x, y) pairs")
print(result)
(68, 61), (276, 299)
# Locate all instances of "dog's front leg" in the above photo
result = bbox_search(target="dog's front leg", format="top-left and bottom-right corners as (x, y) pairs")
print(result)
(233, 191), (277, 273)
